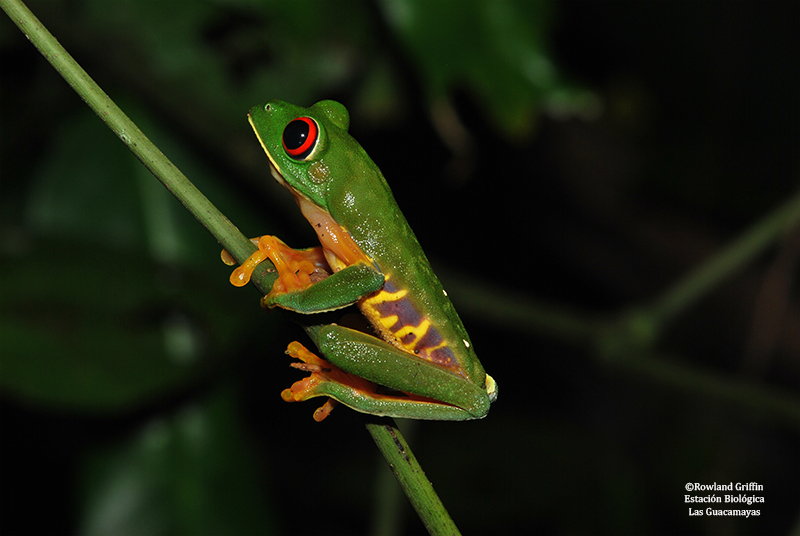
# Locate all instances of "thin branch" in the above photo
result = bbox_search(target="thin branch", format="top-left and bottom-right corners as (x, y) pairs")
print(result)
(443, 186), (800, 428)
(649, 190), (800, 328)
(366, 418), (462, 536)
(608, 351), (800, 431)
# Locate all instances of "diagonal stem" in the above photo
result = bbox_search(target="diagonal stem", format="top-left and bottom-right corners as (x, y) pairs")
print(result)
(366, 418), (462, 536)
(649, 189), (800, 327)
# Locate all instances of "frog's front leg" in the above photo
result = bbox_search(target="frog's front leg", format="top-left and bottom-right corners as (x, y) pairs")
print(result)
(226, 235), (385, 314)
(283, 325), (491, 421)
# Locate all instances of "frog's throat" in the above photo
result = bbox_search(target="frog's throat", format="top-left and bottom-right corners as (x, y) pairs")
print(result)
(265, 151), (288, 188)
(291, 192), (372, 272)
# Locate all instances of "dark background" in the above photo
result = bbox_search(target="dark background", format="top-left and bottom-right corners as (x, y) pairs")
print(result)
(1, 1), (798, 534)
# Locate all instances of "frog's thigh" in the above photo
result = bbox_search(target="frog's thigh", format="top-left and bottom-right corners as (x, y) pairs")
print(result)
(315, 325), (488, 417)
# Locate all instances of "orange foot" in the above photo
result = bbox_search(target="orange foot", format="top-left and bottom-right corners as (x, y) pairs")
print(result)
(281, 341), (376, 422)
(224, 236), (328, 294)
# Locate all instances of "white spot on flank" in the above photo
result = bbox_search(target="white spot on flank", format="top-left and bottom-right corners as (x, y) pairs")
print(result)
(463, 339), (470, 348)
(342, 190), (356, 209)
(442, 289), (448, 296)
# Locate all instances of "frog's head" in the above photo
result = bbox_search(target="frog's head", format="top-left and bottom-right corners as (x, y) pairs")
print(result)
(248, 99), (351, 211)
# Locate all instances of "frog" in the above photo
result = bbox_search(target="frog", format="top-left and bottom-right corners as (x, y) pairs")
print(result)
(229, 99), (497, 421)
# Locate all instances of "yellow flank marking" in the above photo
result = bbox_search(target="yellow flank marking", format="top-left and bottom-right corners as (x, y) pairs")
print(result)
(362, 288), (408, 307)
(361, 288), (409, 333)
(378, 315), (399, 331)
(426, 340), (449, 352)
(360, 285), (455, 359)
(394, 319), (431, 348)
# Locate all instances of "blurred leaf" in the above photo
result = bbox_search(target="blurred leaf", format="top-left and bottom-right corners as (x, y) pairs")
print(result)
(379, 0), (598, 137)
(0, 237), (259, 411)
(69, 0), (383, 126)
(79, 386), (275, 535)
(0, 105), (268, 411)
(23, 108), (148, 251)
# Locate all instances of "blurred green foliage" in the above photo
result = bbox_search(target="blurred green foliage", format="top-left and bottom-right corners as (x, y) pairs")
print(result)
(79, 388), (274, 535)
(380, 0), (595, 135)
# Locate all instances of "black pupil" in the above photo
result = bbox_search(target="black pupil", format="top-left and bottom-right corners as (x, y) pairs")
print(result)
(284, 120), (310, 151)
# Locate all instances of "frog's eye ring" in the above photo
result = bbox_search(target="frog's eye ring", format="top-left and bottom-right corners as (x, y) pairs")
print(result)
(283, 117), (319, 160)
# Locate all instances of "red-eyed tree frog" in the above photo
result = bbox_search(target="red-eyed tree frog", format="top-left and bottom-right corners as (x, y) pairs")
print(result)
(227, 99), (497, 421)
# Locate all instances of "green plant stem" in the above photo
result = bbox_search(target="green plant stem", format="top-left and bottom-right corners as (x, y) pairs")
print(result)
(649, 190), (800, 326)
(1, 1), (456, 533)
(612, 351), (800, 431)
(445, 188), (800, 428)
(449, 188), (800, 351)
(366, 418), (461, 536)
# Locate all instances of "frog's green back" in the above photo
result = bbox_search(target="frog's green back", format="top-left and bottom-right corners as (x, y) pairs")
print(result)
(321, 134), (487, 388)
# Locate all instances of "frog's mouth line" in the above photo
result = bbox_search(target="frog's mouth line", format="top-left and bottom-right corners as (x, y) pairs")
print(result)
(248, 114), (287, 189)
(266, 158), (286, 188)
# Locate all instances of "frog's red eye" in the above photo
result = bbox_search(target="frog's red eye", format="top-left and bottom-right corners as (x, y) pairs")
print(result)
(282, 117), (318, 160)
